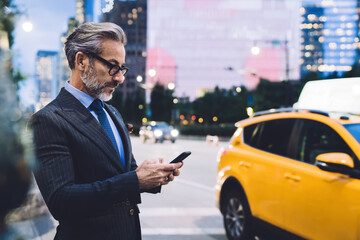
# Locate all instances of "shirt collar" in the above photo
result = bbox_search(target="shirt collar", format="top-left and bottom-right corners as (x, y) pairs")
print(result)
(64, 81), (103, 108)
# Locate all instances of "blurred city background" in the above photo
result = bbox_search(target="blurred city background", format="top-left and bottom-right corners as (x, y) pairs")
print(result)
(1, 0), (360, 239)
(6, 0), (360, 133)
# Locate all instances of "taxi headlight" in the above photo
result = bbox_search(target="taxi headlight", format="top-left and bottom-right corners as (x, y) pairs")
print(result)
(171, 129), (179, 137)
(154, 129), (163, 137)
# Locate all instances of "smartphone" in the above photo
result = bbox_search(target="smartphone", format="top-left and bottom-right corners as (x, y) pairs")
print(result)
(170, 151), (191, 164)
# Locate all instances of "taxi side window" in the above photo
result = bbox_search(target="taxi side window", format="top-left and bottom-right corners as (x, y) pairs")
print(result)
(295, 119), (354, 164)
(244, 119), (296, 158)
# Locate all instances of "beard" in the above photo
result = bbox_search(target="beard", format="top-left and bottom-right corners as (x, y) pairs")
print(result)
(80, 64), (119, 102)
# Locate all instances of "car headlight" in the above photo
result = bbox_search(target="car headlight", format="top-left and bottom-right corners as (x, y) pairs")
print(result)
(154, 129), (163, 137)
(171, 129), (179, 137)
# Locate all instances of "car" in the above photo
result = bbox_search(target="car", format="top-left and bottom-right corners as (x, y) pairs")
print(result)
(216, 108), (360, 240)
(139, 121), (179, 143)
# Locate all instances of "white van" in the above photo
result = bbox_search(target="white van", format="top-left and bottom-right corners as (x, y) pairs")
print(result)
(294, 77), (360, 115)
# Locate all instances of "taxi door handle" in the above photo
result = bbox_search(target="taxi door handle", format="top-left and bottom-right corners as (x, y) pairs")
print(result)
(239, 161), (251, 168)
(284, 173), (301, 182)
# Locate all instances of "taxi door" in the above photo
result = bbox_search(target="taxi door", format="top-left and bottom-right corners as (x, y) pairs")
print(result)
(282, 118), (360, 240)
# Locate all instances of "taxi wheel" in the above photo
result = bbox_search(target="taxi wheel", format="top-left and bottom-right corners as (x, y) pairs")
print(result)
(222, 190), (253, 240)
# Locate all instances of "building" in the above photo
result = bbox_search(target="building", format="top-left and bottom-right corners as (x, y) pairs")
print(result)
(35, 51), (59, 110)
(103, 0), (147, 101)
(301, 0), (360, 78)
(147, 0), (301, 100)
(300, 6), (325, 76)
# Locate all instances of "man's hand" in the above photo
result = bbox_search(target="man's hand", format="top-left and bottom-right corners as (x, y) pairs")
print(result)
(136, 159), (183, 190)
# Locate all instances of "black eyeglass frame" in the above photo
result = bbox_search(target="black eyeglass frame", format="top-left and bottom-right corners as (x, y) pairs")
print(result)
(84, 52), (128, 76)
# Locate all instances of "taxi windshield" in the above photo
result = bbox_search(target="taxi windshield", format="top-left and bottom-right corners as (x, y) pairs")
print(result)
(344, 123), (360, 144)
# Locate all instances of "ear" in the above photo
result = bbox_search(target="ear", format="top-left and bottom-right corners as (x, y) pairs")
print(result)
(74, 51), (88, 72)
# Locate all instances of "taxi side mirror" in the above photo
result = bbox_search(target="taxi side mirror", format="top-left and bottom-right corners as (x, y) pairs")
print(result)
(316, 152), (354, 168)
(315, 152), (360, 179)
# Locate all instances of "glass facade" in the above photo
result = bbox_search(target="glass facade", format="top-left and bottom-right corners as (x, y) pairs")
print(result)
(36, 51), (59, 110)
(147, 0), (301, 100)
(103, 0), (147, 100)
(301, 0), (360, 77)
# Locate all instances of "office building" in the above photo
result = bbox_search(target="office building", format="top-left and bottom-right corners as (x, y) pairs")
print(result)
(103, 0), (147, 101)
(147, 0), (301, 100)
(301, 0), (360, 77)
(35, 51), (59, 110)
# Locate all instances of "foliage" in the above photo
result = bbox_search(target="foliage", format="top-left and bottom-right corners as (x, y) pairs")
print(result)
(251, 78), (302, 112)
(150, 83), (174, 122)
(0, 0), (20, 48)
(108, 87), (146, 125)
(192, 86), (249, 124)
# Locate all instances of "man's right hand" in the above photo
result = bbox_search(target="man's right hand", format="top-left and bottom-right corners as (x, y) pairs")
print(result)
(135, 159), (182, 190)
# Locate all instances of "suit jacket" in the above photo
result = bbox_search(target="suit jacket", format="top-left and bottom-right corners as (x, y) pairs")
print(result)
(31, 88), (159, 240)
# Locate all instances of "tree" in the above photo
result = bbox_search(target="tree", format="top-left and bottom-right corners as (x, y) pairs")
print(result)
(150, 83), (174, 122)
(0, 0), (20, 48)
(252, 78), (302, 111)
(192, 86), (249, 123)
(108, 87), (146, 125)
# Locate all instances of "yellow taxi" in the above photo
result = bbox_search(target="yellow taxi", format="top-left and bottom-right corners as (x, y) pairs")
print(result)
(216, 108), (360, 240)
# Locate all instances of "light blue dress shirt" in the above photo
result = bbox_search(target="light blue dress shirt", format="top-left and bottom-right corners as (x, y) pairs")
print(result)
(64, 81), (124, 162)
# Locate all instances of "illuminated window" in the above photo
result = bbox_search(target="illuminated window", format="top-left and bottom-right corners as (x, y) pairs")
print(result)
(305, 52), (311, 57)
(308, 14), (317, 21)
(346, 30), (353, 35)
(319, 36), (324, 43)
(329, 42), (337, 49)
(300, 7), (305, 15)
(336, 28), (345, 35)
(319, 16), (327, 22)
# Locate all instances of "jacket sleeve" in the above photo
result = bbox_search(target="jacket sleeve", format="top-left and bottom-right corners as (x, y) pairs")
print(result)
(31, 111), (141, 220)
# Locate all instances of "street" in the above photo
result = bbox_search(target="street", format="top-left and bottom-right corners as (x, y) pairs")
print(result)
(10, 136), (229, 240)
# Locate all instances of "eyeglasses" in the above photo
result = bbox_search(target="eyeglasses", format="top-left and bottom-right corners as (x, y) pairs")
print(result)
(85, 52), (128, 76)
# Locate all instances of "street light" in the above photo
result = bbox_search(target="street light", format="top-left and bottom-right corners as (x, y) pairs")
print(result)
(148, 68), (156, 78)
(168, 82), (175, 90)
(136, 75), (143, 82)
(250, 46), (260, 56)
(22, 20), (33, 32)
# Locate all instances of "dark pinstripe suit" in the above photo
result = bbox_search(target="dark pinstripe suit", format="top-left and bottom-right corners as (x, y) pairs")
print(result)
(31, 88), (157, 240)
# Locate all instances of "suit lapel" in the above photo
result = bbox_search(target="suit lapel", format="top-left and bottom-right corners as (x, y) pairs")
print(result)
(54, 89), (125, 172)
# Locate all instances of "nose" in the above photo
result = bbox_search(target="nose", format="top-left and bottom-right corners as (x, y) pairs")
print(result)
(112, 72), (125, 84)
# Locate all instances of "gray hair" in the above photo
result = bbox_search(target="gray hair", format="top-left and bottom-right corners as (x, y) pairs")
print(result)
(64, 22), (127, 69)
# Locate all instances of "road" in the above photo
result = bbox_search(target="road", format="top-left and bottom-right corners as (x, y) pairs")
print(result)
(10, 136), (229, 240)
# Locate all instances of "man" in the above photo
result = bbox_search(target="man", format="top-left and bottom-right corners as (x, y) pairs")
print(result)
(31, 22), (182, 240)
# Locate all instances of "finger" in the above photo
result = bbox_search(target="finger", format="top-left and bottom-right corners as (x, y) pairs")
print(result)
(161, 163), (178, 171)
(173, 169), (180, 177)
(167, 173), (175, 181)
(162, 176), (170, 185)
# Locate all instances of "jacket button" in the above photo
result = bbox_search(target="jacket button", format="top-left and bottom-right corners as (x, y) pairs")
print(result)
(130, 209), (134, 215)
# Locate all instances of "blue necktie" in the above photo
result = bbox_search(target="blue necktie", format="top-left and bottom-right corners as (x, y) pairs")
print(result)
(89, 99), (126, 167)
